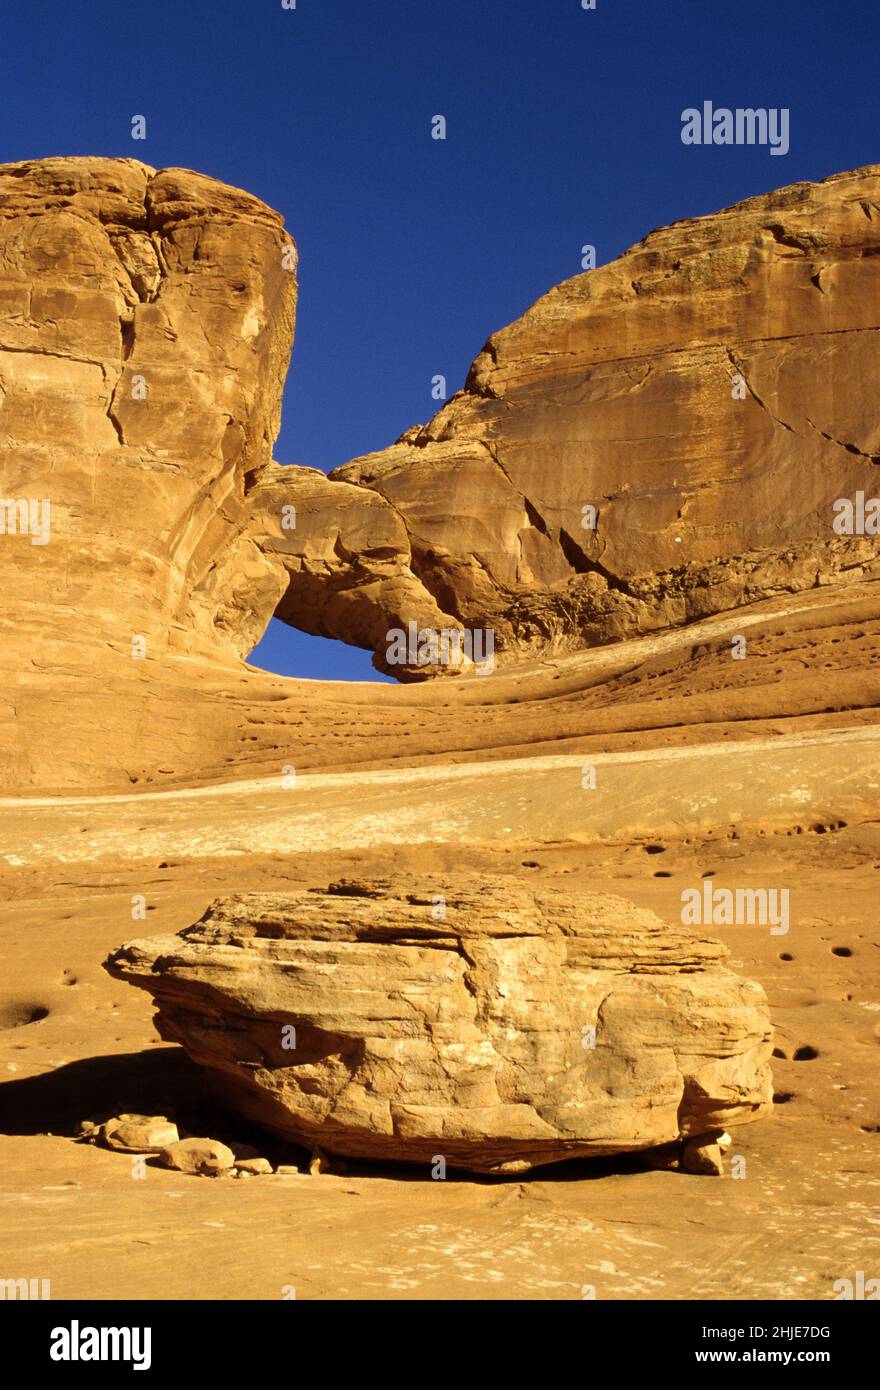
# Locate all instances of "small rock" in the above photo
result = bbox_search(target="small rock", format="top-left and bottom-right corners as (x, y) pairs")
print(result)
(681, 1136), (725, 1176)
(102, 1116), (179, 1153)
(309, 1148), (329, 1176)
(715, 1131), (733, 1152)
(275, 1165), (303, 1176)
(157, 1138), (235, 1176)
(75, 1120), (100, 1141)
(234, 1157), (272, 1176)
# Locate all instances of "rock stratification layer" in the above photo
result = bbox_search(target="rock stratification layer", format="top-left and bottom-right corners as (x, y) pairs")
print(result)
(105, 878), (773, 1172)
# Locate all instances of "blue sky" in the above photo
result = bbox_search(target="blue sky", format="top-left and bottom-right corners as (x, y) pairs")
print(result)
(2, 0), (877, 678)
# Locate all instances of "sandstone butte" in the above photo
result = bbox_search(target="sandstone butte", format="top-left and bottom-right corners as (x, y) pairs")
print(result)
(105, 877), (773, 1173)
(0, 157), (878, 793)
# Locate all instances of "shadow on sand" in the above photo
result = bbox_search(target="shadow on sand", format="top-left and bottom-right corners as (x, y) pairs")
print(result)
(0, 1047), (680, 1183)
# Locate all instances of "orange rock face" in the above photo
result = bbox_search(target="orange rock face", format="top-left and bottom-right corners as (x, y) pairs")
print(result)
(1, 158), (878, 789)
(0, 158), (296, 786)
(320, 166), (880, 669)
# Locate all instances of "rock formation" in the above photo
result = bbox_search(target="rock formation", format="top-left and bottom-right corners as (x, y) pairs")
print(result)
(1, 158), (878, 790)
(0, 158), (296, 787)
(0, 155), (296, 661)
(259, 165), (880, 675)
(104, 877), (773, 1173)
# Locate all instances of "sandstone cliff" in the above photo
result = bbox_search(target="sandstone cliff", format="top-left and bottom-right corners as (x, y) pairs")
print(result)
(1, 158), (878, 789)
(274, 165), (880, 673)
(0, 158), (298, 785)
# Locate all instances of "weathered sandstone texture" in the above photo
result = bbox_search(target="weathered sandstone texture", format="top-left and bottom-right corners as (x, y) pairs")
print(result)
(0, 156), (296, 657)
(0, 157), (297, 786)
(2, 158), (879, 788)
(105, 878), (773, 1172)
(303, 165), (880, 672)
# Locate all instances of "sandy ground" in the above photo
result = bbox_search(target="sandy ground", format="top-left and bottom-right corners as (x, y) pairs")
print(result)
(2, 712), (879, 1300)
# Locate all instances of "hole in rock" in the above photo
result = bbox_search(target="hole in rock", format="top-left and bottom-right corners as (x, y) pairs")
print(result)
(653, 870), (672, 878)
(644, 844), (666, 855)
(773, 1090), (795, 1104)
(247, 618), (396, 683)
(778, 952), (794, 961)
(793, 1045), (819, 1061)
(831, 946), (853, 957)
(0, 1003), (49, 1030)
(772, 1047), (788, 1059)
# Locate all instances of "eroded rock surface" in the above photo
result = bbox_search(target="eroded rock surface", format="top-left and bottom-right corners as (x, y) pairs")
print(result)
(2, 158), (879, 789)
(0, 157), (297, 786)
(104, 877), (773, 1173)
(306, 166), (880, 672)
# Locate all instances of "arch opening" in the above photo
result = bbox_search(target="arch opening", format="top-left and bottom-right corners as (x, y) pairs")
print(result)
(247, 617), (396, 683)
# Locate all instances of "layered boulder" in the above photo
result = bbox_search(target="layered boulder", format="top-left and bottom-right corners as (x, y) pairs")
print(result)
(104, 877), (773, 1173)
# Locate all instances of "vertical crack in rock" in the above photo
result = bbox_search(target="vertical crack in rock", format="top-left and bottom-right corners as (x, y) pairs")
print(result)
(805, 417), (880, 466)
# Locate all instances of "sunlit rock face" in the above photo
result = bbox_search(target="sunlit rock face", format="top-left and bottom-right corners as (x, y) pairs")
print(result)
(105, 877), (774, 1173)
(0, 157), (297, 786)
(215, 164), (880, 680)
(318, 165), (880, 671)
(1, 159), (878, 789)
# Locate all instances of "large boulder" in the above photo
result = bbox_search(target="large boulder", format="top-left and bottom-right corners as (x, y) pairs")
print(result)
(104, 877), (773, 1173)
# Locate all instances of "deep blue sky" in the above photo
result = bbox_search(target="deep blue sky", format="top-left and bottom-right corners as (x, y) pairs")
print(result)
(2, 0), (876, 678)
